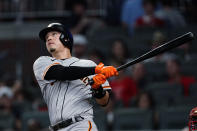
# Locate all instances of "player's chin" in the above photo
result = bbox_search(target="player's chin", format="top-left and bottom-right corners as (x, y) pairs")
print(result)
(49, 48), (56, 53)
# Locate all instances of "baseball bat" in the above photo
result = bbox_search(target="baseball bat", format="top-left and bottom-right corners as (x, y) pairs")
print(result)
(117, 32), (194, 71)
(89, 32), (194, 85)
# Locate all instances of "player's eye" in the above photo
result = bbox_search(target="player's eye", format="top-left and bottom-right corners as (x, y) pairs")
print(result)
(52, 32), (57, 37)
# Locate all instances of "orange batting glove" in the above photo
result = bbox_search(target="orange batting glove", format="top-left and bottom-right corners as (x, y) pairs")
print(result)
(92, 74), (106, 89)
(95, 63), (104, 74)
(101, 66), (119, 78)
(95, 63), (118, 78)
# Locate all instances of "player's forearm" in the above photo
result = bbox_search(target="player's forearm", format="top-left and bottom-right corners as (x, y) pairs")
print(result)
(44, 65), (96, 80)
(95, 91), (110, 107)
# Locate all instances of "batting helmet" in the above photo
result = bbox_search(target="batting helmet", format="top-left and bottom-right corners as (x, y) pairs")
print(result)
(189, 107), (197, 131)
(39, 23), (73, 52)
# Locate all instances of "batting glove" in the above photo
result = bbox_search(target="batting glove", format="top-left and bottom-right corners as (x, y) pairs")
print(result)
(101, 66), (118, 78)
(95, 63), (118, 78)
(91, 74), (106, 89)
(95, 63), (104, 74)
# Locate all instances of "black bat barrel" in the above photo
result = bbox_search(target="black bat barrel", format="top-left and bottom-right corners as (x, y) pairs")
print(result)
(117, 32), (194, 71)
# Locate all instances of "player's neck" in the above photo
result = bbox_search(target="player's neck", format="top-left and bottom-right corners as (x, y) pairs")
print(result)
(52, 48), (72, 59)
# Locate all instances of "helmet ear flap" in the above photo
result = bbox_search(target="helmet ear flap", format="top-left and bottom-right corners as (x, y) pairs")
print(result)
(59, 33), (72, 53)
(60, 33), (65, 41)
(59, 33), (66, 46)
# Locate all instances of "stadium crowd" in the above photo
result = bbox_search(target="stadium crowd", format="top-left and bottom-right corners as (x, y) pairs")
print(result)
(0, 0), (196, 130)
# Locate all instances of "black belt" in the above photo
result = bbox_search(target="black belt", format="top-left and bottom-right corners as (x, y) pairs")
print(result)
(50, 116), (84, 131)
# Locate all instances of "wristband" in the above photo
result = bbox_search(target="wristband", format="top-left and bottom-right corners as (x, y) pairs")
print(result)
(92, 86), (106, 99)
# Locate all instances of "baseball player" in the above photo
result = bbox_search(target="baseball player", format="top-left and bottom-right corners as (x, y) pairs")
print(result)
(188, 107), (197, 131)
(33, 23), (118, 131)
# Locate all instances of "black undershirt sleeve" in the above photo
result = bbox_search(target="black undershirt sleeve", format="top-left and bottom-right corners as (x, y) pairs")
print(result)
(44, 65), (95, 81)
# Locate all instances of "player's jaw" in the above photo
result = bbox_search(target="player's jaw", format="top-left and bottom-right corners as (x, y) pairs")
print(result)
(47, 40), (66, 54)
(46, 41), (56, 52)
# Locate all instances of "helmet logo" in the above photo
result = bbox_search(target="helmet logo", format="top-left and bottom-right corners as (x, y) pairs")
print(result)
(48, 23), (61, 27)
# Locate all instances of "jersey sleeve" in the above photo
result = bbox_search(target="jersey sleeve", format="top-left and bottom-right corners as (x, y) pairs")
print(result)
(33, 56), (60, 84)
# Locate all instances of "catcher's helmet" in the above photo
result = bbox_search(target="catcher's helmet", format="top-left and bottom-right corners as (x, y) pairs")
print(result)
(189, 107), (197, 131)
(39, 23), (73, 52)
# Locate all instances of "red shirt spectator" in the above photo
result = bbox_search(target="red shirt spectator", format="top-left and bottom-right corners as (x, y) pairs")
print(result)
(110, 76), (138, 107)
(166, 58), (196, 96)
(135, 0), (164, 28)
(168, 76), (196, 96)
(135, 16), (164, 27)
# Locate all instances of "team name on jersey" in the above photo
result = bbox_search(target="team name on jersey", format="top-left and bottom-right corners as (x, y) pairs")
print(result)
(80, 77), (89, 86)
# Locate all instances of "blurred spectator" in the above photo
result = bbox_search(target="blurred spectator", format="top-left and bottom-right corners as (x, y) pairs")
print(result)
(73, 34), (88, 58)
(27, 119), (42, 131)
(135, 0), (164, 28)
(12, 80), (22, 95)
(134, 91), (155, 110)
(0, 91), (13, 113)
(121, 0), (144, 35)
(109, 38), (129, 66)
(155, 0), (186, 28)
(14, 118), (22, 131)
(145, 31), (176, 62)
(130, 63), (149, 90)
(32, 99), (47, 112)
(133, 91), (158, 129)
(0, 86), (13, 100)
(176, 41), (194, 61)
(104, 0), (125, 26)
(64, 0), (87, 11)
(182, 126), (189, 131)
(110, 63), (138, 107)
(63, 0), (104, 35)
(62, 0), (89, 34)
(13, 89), (25, 103)
(0, 81), (13, 113)
(88, 49), (105, 65)
(165, 58), (196, 96)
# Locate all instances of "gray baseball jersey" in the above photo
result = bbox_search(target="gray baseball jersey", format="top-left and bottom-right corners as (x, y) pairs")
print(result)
(33, 56), (111, 127)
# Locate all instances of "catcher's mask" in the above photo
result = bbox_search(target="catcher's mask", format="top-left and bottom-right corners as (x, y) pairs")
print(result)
(39, 23), (73, 53)
(189, 107), (197, 131)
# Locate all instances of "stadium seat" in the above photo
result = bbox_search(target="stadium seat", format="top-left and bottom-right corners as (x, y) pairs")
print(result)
(87, 26), (127, 40)
(158, 106), (191, 129)
(146, 82), (183, 107)
(113, 108), (153, 130)
(189, 82), (197, 96)
(21, 111), (50, 131)
(128, 40), (151, 58)
(181, 61), (197, 76)
(174, 96), (197, 107)
(12, 101), (32, 112)
(144, 62), (167, 82)
(133, 27), (168, 45)
(88, 35), (130, 57)
(0, 112), (15, 130)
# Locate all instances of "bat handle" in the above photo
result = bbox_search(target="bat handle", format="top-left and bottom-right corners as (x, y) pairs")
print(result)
(88, 79), (94, 85)
(116, 64), (128, 71)
(116, 67), (121, 71)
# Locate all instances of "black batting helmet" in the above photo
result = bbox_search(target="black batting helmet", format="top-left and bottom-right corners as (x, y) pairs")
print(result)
(39, 23), (73, 53)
